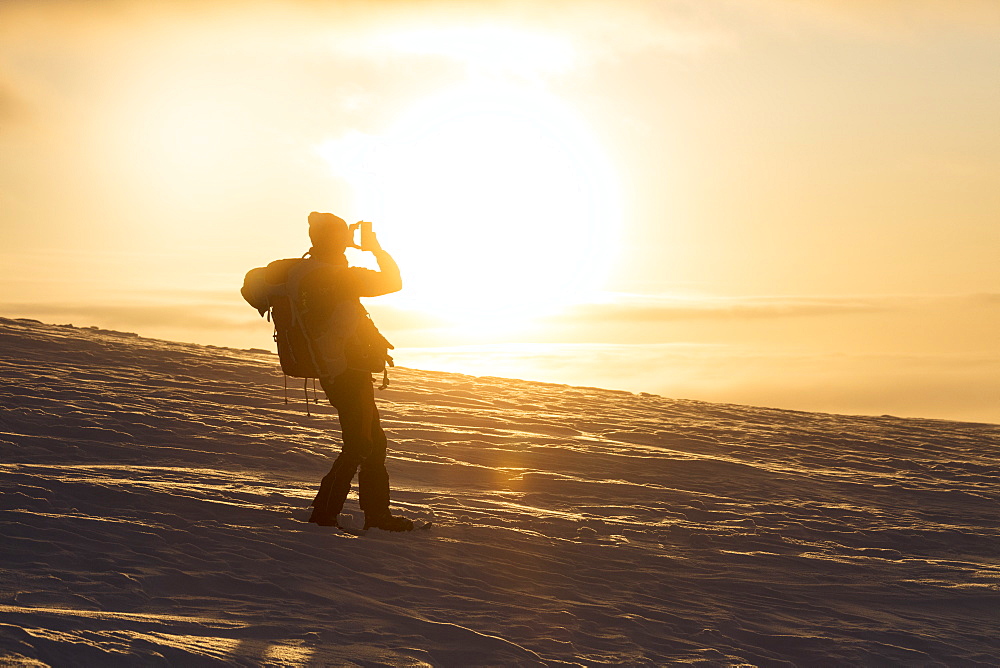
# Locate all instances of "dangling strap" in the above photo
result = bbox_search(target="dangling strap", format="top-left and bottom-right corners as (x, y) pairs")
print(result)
(377, 355), (394, 391)
(283, 373), (289, 404)
(303, 378), (312, 417)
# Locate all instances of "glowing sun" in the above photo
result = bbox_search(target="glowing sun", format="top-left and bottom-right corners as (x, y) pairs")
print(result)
(319, 82), (620, 327)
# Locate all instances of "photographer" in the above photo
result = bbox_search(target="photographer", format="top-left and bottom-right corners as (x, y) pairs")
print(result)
(299, 212), (413, 531)
(239, 211), (407, 533)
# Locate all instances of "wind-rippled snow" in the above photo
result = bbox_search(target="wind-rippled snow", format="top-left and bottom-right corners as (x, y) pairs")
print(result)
(1, 317), (998, 666)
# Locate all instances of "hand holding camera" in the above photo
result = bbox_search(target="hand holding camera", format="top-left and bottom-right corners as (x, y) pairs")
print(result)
(349, 221), (381, 253)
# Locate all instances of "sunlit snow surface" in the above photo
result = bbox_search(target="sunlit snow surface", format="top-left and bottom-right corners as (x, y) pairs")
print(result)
(1, 317), (998, 666)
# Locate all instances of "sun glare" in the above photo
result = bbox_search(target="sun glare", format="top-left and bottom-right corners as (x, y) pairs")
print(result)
(374, 24), (576, 78)
(318, 82), (621, 328)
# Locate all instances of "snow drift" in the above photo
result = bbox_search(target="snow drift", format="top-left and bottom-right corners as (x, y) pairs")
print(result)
(1, 317), (998, 666)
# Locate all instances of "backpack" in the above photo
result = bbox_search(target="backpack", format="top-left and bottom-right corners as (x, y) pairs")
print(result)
(242, 257), (394, 398)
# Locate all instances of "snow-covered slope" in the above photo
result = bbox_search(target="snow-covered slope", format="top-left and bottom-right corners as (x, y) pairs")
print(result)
(1, 317), (998, 666)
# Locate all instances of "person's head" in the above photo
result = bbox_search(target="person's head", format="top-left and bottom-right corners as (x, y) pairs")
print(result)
(307, 211), (349, 256)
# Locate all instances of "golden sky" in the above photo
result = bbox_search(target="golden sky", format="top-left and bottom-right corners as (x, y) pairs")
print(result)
(2, 0), (998, 422)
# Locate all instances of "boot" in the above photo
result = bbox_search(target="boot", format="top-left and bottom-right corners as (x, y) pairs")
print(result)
(363, 511), (414, 532)
(307, 508), (338, 527)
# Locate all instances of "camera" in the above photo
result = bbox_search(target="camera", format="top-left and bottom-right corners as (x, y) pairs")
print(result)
(348, 221), (375, 251)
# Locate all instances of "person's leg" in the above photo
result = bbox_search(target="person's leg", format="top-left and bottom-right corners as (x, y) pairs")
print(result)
(353, 380), (413, 531)
(308, 371), (372, 525)
(308, 452), (360, 525)
(358, 403), (389, 518)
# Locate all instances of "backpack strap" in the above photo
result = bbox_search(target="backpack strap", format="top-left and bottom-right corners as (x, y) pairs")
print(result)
(377, 353), (394, 390)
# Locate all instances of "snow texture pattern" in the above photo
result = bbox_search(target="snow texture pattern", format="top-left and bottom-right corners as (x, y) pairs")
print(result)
(1, 317), (998, 666)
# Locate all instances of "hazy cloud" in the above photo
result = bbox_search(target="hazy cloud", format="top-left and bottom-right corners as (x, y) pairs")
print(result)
(547, 294), (890, 327)
(544, 292), (1000, 330)
(402, 341), (1000, 424)
(0, 301), (250, 339)
(0, 80), (21, 124)
(745, 0), (1000, 35)
(0, 0), (733, 73)
(972, 293), (1000, 305)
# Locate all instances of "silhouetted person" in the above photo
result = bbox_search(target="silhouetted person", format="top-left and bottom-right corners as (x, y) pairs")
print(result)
(237, 211), (413, 531)
(301, 213), (412, 531)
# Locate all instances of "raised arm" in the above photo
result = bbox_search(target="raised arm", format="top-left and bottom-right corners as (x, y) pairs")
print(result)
(359, 233), (402, 297)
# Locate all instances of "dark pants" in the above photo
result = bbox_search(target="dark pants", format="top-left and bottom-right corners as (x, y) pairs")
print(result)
(309, 369), (390, 524)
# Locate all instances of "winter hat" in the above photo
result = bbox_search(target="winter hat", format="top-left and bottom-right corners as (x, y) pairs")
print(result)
(308, 211), (349, 248)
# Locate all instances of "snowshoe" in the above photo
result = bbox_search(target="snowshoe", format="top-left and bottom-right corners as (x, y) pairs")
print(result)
(363, 513), (414, 532)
